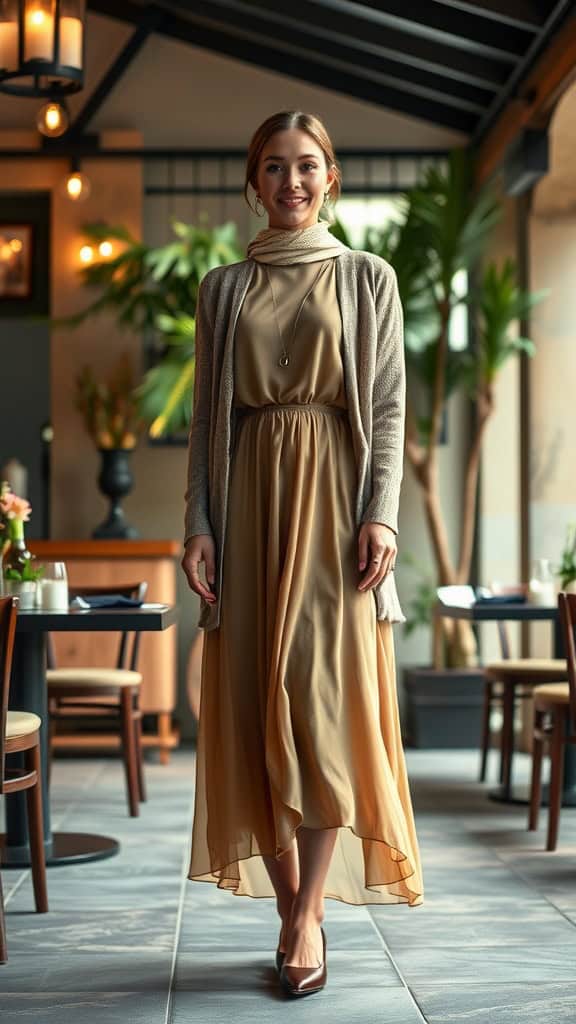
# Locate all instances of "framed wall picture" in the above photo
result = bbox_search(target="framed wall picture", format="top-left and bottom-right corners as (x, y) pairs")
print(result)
(0, 224), (33, 299)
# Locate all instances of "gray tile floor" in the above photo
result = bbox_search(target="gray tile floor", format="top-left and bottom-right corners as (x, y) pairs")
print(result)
(1, 746), (576, 1022)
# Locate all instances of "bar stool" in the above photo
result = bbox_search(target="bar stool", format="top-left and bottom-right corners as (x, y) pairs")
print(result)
(0, 596), (49, 964)
(528, 592), (576, 850)
(46, 582), (147, 818)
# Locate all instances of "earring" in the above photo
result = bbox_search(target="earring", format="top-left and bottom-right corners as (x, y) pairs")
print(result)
(255, 194), (264, 217)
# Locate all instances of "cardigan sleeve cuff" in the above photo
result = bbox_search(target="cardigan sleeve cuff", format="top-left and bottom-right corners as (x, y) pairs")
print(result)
(360, 499), (399, 536)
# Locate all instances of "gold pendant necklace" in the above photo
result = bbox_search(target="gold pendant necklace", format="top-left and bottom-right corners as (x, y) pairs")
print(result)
(265, 261), (328, 368)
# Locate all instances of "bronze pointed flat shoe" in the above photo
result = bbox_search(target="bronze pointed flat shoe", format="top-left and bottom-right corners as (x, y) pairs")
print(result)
(280, 926), (326, 997)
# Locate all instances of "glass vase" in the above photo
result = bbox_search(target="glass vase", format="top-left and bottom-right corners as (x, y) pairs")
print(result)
(1, 518), (37, 608)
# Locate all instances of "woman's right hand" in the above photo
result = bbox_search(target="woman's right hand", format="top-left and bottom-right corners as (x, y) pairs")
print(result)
(181, 535), (217, 604)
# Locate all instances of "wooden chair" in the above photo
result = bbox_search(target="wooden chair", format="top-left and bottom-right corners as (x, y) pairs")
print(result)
(528, 591), (576, 851)
(480, 658), (568, 791)
(478, 587), (567, 789)
(0, 596), (48, 964)
(46, 582), (148, 818)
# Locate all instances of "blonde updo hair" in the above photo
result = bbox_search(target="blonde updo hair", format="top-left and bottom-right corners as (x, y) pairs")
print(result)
(244, 110), (342, 217)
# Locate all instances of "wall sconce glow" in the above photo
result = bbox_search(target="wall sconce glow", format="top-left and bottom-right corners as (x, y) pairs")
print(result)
(36, 100), (69, 137)
(0, 0), (86, 97)
(79, 244), (93, 264)
(98, 240), (113, 258)
(63, 170), (90, 201)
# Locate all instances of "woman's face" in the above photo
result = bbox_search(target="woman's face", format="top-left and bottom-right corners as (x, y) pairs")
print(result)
(255, 128), (336, 230)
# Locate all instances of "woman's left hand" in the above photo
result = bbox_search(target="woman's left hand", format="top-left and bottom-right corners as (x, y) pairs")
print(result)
(357, 522), (397, 592)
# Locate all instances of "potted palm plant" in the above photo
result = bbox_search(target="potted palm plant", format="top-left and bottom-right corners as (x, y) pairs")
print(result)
(333, 149), (545, 745)
(335, 150), (543, 667)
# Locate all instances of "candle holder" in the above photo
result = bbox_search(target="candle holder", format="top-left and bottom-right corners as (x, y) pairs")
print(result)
(0, 0), (85, 97)
(36, 560), (68, 610)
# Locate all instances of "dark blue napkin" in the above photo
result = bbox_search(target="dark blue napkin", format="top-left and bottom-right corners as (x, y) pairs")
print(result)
(72, 595), (143, 609)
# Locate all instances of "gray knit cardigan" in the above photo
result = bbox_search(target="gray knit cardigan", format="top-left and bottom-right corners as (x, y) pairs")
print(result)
(184, 249), (406, 631)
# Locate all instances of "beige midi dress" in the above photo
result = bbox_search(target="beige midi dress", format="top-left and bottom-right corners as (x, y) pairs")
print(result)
(188, 256), (423, 906)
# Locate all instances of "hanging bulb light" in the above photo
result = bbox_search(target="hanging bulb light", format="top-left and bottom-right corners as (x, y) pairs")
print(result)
(61, 165), (91, 201)
(78, 244), (93, 263)
(36, 99), (69, 137)
(98, 240), (113, 258)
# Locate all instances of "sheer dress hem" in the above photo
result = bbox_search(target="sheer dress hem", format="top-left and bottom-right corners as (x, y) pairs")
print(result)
(187, 822), (423, 908)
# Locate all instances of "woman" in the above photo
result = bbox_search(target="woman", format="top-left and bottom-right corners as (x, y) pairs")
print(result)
(181, 110), (423, 998)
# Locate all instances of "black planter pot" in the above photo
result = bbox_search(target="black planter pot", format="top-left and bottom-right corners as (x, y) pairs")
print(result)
(402, 665), (485, 749)
(92, 447), (139, 540)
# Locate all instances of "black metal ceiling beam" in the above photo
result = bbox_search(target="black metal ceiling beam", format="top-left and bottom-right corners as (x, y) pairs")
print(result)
(95, 0), (511, 91)
(157, 0), (496, 111)
(337, 0), (537, 56)
(199, 0), (512, 76)
(87, 0), (478, 131)
(69, 5), (165, 137)
(0, 146), (451, 159)
(431, 0), (547, 31)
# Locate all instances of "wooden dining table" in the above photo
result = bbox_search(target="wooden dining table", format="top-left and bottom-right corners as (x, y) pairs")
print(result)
(1, 603), (178, 868)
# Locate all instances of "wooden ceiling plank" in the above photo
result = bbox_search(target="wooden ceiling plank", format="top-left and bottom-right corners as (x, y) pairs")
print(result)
(475, 11), (576, 183)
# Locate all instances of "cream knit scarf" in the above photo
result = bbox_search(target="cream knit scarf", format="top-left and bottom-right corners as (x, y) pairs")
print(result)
(246, 219), (350, 265)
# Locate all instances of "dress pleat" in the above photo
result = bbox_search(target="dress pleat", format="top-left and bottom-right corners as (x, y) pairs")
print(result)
(188, 256), (423, 907)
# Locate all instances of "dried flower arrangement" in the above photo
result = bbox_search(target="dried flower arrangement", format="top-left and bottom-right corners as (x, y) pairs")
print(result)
(75, 351), (144, 450)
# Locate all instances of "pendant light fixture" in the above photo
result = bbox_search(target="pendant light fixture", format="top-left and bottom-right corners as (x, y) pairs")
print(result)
(0, 0), (85, 98)
(36, 96), (69, 136)
(61, 161), (90, 201)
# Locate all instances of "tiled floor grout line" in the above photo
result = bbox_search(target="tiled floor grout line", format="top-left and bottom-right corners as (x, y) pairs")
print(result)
(480, 843), (576, 925)
(163, 778), (197, 1024)
(4, 760), (106, 909)
(365, 909), (429, 1023)
(50, 761), (107, 831)
(453, 756), (576, 923)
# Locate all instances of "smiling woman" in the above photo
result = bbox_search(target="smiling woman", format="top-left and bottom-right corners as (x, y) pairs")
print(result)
(182, 110), (423, 997)
(244, 110), (342, 231)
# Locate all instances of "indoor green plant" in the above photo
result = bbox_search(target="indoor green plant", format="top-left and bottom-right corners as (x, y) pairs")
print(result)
(60, 217), (242, 439)
(557, 523), (576, 593)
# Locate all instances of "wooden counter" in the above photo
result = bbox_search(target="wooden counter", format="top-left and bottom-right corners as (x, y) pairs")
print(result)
(29, 540), (182, 763)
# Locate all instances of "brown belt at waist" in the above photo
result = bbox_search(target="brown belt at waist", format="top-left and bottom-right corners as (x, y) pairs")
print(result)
(235, 402), (348, 418)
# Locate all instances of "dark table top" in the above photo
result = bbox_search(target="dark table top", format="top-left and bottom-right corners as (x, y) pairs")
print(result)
(437, 601), (557, 622)
(14, 604), (179, 632)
